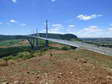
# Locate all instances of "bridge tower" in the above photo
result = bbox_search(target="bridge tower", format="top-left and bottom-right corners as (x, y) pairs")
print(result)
(45, 20), (49, 48)
(35, 28), (39, 49)
(27, 28), (39, 50)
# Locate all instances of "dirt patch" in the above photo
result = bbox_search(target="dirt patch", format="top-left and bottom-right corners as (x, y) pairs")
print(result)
(0, 49), (112, 84)
(49, 43), (65, 48)
(18, 40), (29, 46)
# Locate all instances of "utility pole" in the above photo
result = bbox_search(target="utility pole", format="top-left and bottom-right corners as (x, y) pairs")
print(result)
(45, 20), (48, 48)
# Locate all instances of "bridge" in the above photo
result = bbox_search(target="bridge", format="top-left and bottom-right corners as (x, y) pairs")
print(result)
(25, 20), (112, 56)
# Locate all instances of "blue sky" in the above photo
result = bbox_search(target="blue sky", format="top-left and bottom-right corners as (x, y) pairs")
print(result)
(0, 0), (112, 37)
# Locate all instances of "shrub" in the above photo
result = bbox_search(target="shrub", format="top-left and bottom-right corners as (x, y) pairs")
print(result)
(16, 51), (33, 60)
(0, 59), (8, 66)
(61, 46), (70, 50)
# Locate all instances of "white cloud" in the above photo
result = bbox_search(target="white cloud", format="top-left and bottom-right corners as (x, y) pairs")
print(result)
(66, 25), (76, 33)
(74, 26), (111, 38)
(11, 0), (16, 3)
(77, 14), (102, 21)
(110, 24), (112, 26)
(49, 24), (64, 33)
(0, 22), (3, 24)
(49, 24), (76, 34)
(65, 25), (106, 37)
(68, 25), (75, 28)
(51, 0), (56, 2)
(52, 24), (64, 27)
(46, 24), (64, 33)
(108, 28), (112, 31)
(41, 24), (112, 37)
(20, 23), (27, 26)
(10, 19), (16, 23)
(83, 26), (102, 32)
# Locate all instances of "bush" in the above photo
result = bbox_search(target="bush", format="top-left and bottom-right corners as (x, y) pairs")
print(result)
(48, 46), (60, 50)
(61, 46), (70, 50)
(3, 55), (15, 60)
(16, 51), (33, 60)
(70, 46), (77, 49)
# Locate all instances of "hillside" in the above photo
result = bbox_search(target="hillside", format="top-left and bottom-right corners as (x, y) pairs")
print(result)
(81, 38), (112, 48)
(39, 33), (78, 40)
(0, 43), (112, 84)
(0, 35), (26, 41)
(0, 36), (112, 84)
(0, 33), (79, 41)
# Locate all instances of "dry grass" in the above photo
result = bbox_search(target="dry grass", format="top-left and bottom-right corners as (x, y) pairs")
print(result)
(0, 43), (112, 84)
(0, 59), (8, 66)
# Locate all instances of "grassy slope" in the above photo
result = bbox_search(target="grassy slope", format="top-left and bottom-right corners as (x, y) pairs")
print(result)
(0, 39), (112, 83)
(0, 46), (112, 83)
(0, 39), (112, 69)
(0, 39), (30, 58)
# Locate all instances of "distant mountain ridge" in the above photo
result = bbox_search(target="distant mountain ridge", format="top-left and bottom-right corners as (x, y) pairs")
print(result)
(0, 33), (78, 41)
(39, 33), (78, 40)
(0, 35), (25, 41)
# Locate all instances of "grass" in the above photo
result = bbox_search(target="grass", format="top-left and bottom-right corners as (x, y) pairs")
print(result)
(1, 39), (112, 70)
(0, 40), (21, 46)
(73, 49), (112, 69)
(0, 46), (31, 58)
(4, 51), (34, 60)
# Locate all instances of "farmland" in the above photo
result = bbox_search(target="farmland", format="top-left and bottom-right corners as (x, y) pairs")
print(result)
(81, 38), (112, 48)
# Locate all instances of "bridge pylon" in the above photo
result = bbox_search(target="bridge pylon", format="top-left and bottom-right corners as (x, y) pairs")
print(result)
(45, 20), (49, 48)
(27, 28), (39, 50)
(35, 28), (39, 49)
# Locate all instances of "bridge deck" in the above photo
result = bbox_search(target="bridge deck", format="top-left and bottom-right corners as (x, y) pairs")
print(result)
(28, 36), (112, 56)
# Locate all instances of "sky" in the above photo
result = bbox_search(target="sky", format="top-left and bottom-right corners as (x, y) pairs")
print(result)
(0, 0), (112, 37)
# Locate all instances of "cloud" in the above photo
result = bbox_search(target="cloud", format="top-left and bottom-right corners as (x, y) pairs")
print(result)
(52, 24), (64, 28)
(108, 28), (112, 31)
(20, 23), (27, 26)
(68, 25), (75, 28)
(40, 24), (64, 33)
(83, 26), (102, 32)
(77, 14), (102, 21)
(65, 25), (105, 37)
(66, 25), (76, 33)
(11, 0), (16, 3)
(49, 24), (64, 33)
(51, 0), (56, 2)
(49, 24), (76, 34)
(10, 19), (16, 23)
(110, 24), (112, 26)
(75, 26), (112, 38)
(41, 24), (112, 37)
(0, 22), (3, 24)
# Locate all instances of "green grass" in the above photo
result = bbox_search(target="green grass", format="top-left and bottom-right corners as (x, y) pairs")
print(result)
(0, 40), (21, 46)
(3, 51), (34, 60)
(71, 38), (82, 41)
(0, 39), (76, 61)
(0, 46), (31, 58)
(0, 39), (48, 60)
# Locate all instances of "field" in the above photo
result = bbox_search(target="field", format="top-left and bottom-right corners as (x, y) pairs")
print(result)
(0, 39), (112, 84)
(81, 38), (112, 48)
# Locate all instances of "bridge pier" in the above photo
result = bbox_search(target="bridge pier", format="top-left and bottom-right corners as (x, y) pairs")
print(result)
(27, 37), (39, 50)
(45, 20), (49, 48)
(27, 20), (49, 50)
(27, 38), (34, 49)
